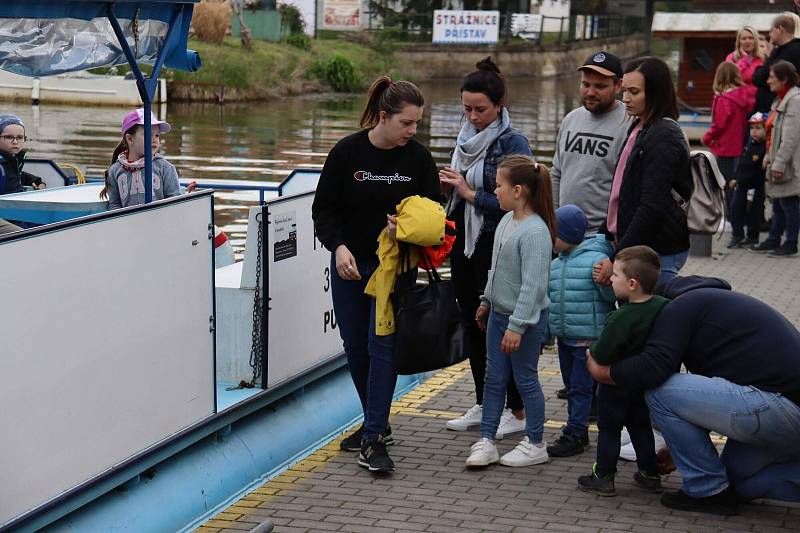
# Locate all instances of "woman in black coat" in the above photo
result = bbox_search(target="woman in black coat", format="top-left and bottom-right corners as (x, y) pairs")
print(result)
(595, 57), (692, 287)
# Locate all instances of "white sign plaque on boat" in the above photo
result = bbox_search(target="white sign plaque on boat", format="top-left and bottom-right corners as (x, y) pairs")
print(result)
(433, 10), (500, 44)
(273, 210), (297, 262)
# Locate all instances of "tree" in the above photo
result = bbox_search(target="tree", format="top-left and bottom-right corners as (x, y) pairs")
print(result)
(230, 0), (253, 50)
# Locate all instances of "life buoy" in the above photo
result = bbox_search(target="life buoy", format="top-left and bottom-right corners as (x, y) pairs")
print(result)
(214, 225), (235, 267)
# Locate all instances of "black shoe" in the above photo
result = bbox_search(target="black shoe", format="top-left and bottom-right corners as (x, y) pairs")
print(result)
(556, 387), (568, 400)
(726, 236), (743, 249)
(741, 237), (759, 247)
(750, 240), (779, 252)
(769, 243), (798, 257)
(547, 432), (589, 457)
(358, 436), (395, 473)
(588, 402), (598, 423)
(577, 463), (615, 496)
(341, 425), (394, 451)
(633, 470), (663, 493)
(660, 488), (738, 516)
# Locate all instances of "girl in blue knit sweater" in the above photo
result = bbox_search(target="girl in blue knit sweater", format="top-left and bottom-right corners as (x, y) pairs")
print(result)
(466, 155), (557, 468)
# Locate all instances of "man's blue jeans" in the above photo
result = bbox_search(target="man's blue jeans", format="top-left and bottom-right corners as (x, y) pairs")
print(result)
(557, 339), (593, 437)
(646, 374), (800, 501)
(481, 310), (547, 443)
(330, 256), (397, 441)
(657, 250), (689, 287)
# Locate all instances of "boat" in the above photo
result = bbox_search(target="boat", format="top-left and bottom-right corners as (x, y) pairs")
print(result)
(0, 69), (166, 106)
(0, 3), (429, 532)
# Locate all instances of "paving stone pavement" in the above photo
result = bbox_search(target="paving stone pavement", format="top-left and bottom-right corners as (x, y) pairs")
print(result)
(198, 238), (800, 533)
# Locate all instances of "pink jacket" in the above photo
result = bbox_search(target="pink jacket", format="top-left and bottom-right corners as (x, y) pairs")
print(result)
(725, 52), (764, 86)
(702, 85), (757, 157)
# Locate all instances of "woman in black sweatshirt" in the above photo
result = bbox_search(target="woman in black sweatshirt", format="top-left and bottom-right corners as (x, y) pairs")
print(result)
(311, 77), (440, 474)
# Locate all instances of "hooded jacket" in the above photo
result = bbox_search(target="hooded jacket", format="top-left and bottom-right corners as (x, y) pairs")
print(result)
(610, 276), (800, 407)
(0, 149), (42, 195)
(725, 52), (763, 87)
(548, 234), (616, 341)
(702, 85), (757, 157)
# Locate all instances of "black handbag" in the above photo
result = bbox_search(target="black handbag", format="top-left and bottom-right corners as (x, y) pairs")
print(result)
(392, 243), (465, 375)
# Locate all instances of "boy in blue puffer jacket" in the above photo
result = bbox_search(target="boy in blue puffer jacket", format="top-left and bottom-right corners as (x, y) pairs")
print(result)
(547, 205), (616, 457)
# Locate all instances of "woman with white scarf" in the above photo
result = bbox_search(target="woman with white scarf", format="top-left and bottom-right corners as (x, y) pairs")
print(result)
(440, 58), (534, 438)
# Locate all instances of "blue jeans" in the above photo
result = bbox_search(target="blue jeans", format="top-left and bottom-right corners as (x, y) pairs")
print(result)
(646, 374), (800, 500)
(481, 310), (548, 443)
(767, 196), (800, 246)
(557, 340), (593, 437)
(330, 256), (397, 440)
(657, 250), (688, 287)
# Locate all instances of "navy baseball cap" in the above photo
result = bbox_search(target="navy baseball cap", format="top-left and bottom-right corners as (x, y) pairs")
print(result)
(578, 51), (623, 78)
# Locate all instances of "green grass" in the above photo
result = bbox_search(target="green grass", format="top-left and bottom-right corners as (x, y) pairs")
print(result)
(165, 37), (402, 93)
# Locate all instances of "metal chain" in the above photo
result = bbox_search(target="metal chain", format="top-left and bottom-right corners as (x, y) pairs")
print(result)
(246, 211), (264, 388)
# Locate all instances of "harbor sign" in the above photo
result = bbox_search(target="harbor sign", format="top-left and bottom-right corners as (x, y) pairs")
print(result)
(433, 10), (500, 44)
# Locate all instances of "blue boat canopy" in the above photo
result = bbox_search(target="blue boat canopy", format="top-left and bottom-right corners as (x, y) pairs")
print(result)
(0, 1), (200, 76)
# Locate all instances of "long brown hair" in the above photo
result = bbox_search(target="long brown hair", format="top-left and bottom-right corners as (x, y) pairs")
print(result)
(359, 76), (424, 129)
(713, 61), (743, 94)
(99, 125), (138, 200)
(624, 56), (679, 126)
(498, 155), (557, 246)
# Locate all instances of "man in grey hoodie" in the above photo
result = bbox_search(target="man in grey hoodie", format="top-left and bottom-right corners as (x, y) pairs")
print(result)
(550, 51), (630, 234)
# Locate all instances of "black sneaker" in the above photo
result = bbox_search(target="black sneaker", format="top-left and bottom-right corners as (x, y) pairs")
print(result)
(750, 240), (779, 253)
(660, 488), (738, 516)
(741, 237), (759, 247)
(726, 236), (744, 249)
(633, 470), (663, 493)
(358, 436), (395, 473)
(577, 463), (615, 496)
(341, 425), (394, 451)
(769, 243), (798, 257)
(547, 432), (589, 457)
(556, 387), (568, 400)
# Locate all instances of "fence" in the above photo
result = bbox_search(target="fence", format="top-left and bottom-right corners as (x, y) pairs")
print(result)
(363, 11), (646, 45)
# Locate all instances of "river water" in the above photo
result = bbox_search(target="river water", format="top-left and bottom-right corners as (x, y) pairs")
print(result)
(18, 76), (582, 248)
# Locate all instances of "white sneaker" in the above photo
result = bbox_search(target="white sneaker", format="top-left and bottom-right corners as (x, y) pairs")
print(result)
(495, 409), (526, 439)
(466, 437), (499, 467)
(446, 404), (482, 431)
(620, 429), (667, 462)
(500, 437), (549, 467)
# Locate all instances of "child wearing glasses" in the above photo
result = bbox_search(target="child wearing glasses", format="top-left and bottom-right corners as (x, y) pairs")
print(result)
(101, 108), (193, 209)
(0, 114), (45, 195)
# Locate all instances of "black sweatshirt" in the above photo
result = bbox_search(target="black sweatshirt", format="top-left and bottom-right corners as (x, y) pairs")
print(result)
(753, 38), (800, 113)
(611, 282), (800, 406)
(312, 129), (441, 260)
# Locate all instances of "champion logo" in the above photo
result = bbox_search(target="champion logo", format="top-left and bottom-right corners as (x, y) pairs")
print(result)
(593, 53), (607, 63)
(353, 170), (412, 184)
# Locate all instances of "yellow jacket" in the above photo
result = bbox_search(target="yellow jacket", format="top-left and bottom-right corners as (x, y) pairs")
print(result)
(365, 195), (445, 335)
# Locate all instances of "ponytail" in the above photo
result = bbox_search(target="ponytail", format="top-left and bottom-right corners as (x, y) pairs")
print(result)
(498, 155), (557, 245)
(99, 138), (130, 200)
(359, 76), (425, 129)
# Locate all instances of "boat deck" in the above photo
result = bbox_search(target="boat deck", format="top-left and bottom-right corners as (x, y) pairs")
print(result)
(198, 237), (800, 533)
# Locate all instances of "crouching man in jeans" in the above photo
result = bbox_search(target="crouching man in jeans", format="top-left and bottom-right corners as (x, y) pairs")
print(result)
(587, 276), (800, 516)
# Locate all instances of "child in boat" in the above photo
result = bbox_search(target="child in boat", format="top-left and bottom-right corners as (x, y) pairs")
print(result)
(0, 114), (45, 195)
(101, 108), (188, 209)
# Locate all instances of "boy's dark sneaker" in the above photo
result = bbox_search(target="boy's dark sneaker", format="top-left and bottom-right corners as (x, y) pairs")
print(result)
(750, 240), (779, 253)
(577, 463), (616, 496)
(769, 243), (798, 257)
(741, 237), (759, 247)
(726, 236), (743, 249)
(547, 432), (589, 457)
(556, 387), (568, 400)
(358, 436), (395, 473)
(633, 470), (663, 493)
(660, 488), (738, 516)
(340, 425), (393, 451)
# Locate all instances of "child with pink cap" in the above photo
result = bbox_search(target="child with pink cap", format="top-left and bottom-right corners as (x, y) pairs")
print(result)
(101, 108), (186, 209)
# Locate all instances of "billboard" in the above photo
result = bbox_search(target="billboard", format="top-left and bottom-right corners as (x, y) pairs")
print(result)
(322, 0), (360, 30)
(433, 10), (500, 44)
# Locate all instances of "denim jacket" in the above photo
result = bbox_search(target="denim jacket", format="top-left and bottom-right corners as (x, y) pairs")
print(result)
(473, 127), (532, 234)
